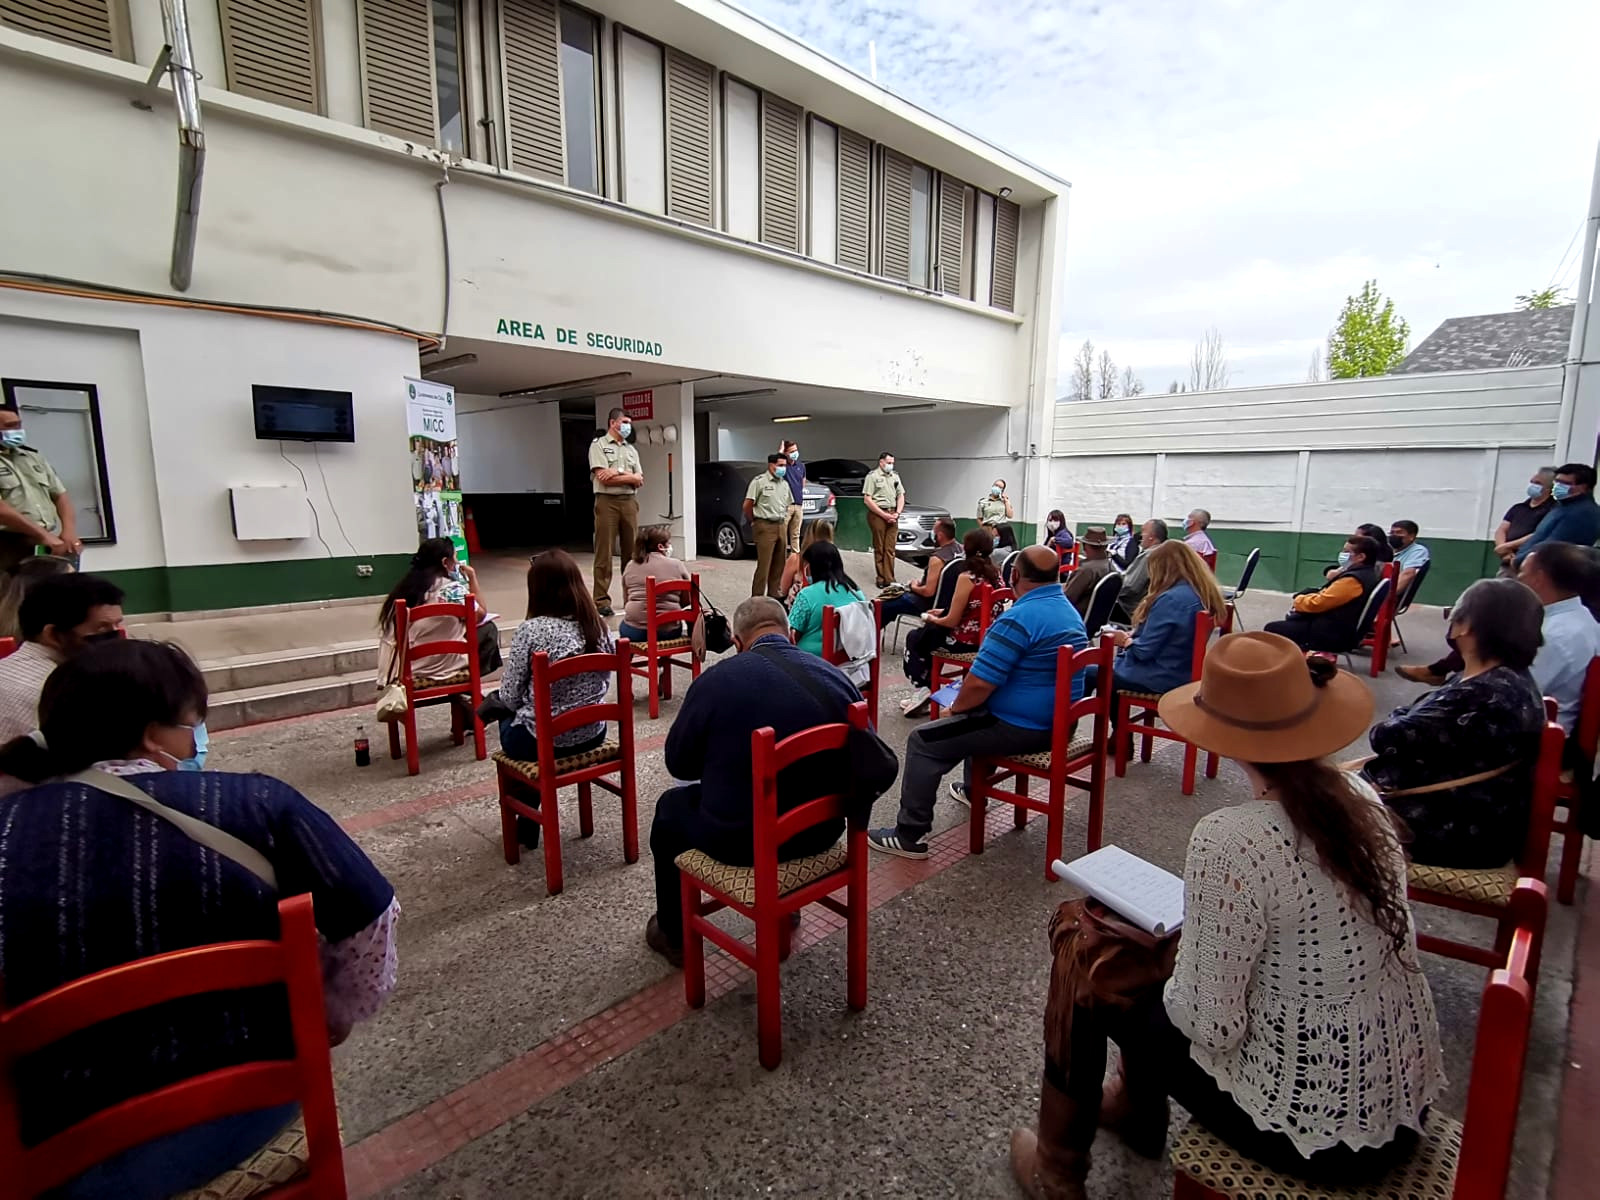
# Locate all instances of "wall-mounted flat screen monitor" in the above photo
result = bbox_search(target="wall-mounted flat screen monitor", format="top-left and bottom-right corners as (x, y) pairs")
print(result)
(253, 385), (355, 443)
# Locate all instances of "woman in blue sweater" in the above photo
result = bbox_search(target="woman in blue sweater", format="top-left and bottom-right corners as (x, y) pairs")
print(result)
(1089, 541), (1229, 706)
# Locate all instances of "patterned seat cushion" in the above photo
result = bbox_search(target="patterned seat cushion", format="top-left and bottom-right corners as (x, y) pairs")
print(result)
(1120, 689), (1163, 702)
(675, 844), (850, 905)
(634, 637), (692, 653)
(174, 1116), (309, 1200)
(1407, 860), (1517, 907)
(1170, 1109), (1460, 1199)
(414, 668), (473, 689)
(936, 650), (979, 665)
(1005, 734), (1097, 771)
(493, 740), (622, 781)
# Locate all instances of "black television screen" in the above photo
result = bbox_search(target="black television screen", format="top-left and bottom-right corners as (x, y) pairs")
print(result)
(253, 385), (355, 443)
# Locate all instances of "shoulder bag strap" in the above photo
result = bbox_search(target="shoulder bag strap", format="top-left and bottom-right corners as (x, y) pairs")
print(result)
(1380, 760), (1519, 799)
(68, 769), (278, 890)
(752, 642), (840, 709)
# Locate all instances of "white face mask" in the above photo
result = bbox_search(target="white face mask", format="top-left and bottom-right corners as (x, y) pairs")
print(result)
(1046, 520), (1061, 532)
(662, 544), (673, 558)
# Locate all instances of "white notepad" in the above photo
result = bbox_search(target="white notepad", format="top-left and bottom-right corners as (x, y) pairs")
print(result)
(1051, 845), (1185, 937)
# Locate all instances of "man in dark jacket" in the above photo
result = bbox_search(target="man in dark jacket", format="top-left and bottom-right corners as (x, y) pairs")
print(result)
(1264, 535), (1380, 651)
(645, 596), (859, 965)
(1515, 463), (1600, 567)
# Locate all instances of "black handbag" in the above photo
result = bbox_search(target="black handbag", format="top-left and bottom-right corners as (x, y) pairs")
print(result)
(700, 601), (734, 655)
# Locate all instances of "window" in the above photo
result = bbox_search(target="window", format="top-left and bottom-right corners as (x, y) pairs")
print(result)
(959, 185), (976, 298)
(973, 190), (996, 305)
(723, 78), (760, 241)
(433, 0), (464, 153)
(909, 163), (933, 288)
(617, 29), (665, 214)
(559, 4), (600, 193)
(0, 380), (115, 543)
(808, 118), (838, 263)
(0, 0), (130, 58)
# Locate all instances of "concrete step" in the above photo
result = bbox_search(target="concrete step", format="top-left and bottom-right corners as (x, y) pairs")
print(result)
(208, 669), (376, 732)
(199, 640), (378, 695)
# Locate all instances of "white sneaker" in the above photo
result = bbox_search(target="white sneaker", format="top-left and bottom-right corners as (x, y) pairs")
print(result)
(900, 687), (931, 717)
(948, 781), (969, 808)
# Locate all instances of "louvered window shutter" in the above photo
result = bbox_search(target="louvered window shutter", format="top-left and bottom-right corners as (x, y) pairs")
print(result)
(358, 0), (437, 143)
(836, 127), (871, 272)
(220, 0), (321, 113)
(936, 174), (966, 296)
(500, 0), (564, 181)
(880, 150), (914, 283)
(991, 197), (1020, 311)
(1, 0), (129, 57)
(758, 93), (802, 253)
(664, 49), (714, 226)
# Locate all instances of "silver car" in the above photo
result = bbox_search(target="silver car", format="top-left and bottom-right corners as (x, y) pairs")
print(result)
(804, 458), (954, 567)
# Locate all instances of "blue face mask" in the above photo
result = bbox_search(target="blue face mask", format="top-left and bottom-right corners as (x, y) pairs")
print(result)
(1527, 482), (1547, 500)
(1337, 550), (1352, 567)
(165, 721), (208, 771)
(787, 451), (799, 462)
(618, 422), (632, 440)
(774, 465), (787, 480)
(1553, 481), (1573, 501)
(0, 429), (25, 448)
(990, 486), (1002, 498)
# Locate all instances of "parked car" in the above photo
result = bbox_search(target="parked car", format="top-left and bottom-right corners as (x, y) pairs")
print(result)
(697, 461), (838, 559)
(806, 457), (954, 566)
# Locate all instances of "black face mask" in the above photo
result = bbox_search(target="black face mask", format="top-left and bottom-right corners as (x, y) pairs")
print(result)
(1387, 534), (1406, 550)
(83, 629), (122, 644)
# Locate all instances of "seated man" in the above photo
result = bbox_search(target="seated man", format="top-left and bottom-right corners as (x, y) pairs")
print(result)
(868, 547), (1088, 859)
(1263, 535), (1380, 651)
(645, 597), (859, 966)
(1062, 526), (1116, 616)
(878, 517), (958, 627)
(1515, 462), (1600, 567)
(1388, 520), (1430, 599)
(0, 572), (124, 742)
(1113, 519), (1168, 622)
(1182, 509), (1215, 558)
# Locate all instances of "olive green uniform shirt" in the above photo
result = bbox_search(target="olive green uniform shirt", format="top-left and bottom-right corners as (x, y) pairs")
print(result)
(863, 467), (904, 512)
(977, 496), (1009, 525)
(588, 434), (642, 495)
(0, 445), (65, 533)
(745, 471), (791, 521)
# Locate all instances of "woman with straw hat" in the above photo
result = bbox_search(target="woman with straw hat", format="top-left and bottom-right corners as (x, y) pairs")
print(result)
(1011, 632), (1443, 1200)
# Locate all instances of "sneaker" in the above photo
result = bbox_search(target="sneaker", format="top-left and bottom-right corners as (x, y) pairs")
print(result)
(900, 687), (931, 717)
(867, 828), (929, 859)
(598, 603), (616, 618)
(948, 781), (969, 808)
(644, 915), (684, 969)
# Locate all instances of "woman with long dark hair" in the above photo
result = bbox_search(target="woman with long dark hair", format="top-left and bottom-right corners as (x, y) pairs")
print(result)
(787, 541), (865, 656)
(901, 528), (1002, 716)
(377, 537), (501, 685)
(1108, 513), (1137, 568)
(498, 550), (616, 848)
(0, 639), (397, 1196)
(1041, 509), (1074, 554)
(1011, 633), (1441, 1197)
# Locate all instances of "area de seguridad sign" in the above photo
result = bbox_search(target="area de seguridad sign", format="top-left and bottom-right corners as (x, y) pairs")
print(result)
(495, 318), (663, 359)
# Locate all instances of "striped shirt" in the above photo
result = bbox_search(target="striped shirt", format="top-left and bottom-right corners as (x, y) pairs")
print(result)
(0, 639), (58, 743)
(969, 585), (1089, 731)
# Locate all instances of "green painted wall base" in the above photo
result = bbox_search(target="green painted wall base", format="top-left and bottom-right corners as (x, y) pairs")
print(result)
(102, 553), (412, 615)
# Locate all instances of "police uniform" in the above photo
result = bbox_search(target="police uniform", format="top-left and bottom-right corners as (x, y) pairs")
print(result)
(0, 442), (68, 569)
(745, 469), (791, 598)
(977, 494), (1016, 550)
(588, 431), (642, 609)
(862, 465), (905, 587)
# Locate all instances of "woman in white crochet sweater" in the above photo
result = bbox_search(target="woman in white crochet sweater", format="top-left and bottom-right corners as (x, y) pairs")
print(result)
(1012, 632), (1444, 1199)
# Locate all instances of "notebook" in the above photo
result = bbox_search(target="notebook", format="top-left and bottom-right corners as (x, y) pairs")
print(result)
(1051, 845), (1185, 936)
(930, 681), (963, 709)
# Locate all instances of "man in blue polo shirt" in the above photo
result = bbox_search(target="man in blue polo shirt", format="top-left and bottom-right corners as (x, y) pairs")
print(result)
(870, 545), (1088, 859)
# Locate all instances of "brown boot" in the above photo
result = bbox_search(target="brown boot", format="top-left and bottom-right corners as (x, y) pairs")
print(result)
(1395, 664), (1446, 686)
(1098, 1061), (1169, 1159)
(1010, 1076), (1095, 1200)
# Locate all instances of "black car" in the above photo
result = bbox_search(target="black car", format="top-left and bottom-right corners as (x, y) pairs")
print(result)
(805, 458), (954, 565)
(696, 461), (838, 559)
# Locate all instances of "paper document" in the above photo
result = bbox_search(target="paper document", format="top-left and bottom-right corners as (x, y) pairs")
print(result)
(930, 681), (962, 709)
(479, 611), (500, 626)
(1051, 845), (1185, 936)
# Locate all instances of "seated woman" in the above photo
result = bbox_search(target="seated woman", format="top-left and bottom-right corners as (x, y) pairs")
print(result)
(619, 524), (690, 644)
(1361, 577), (1545, 868)
(499, 550), (616, 848)
(377, 537), (502, 687)
(1107, 513), (1136, 569)
(1012, 633), (1441, 1197)
(0, 552), (74, 640)
(979, 479), (1018, 551)
(901, 529), (999, 716)
(780, 519), (834, 608)
(1041, 509), (1074, 557)
(788, 542), (866, 656)
(0, 639), (397, 1198)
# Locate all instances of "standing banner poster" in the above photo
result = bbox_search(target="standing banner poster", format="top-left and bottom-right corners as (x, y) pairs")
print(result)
(405, 377), (466, 561)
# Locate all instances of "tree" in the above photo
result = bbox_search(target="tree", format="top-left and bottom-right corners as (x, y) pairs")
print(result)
(1188, 327), (1230, 390)
(1096, 349), (1118, 399)
(1070, 340), (1095, 402)
(1517, 286), (1568, 310)
(1306, 345), (1324, 383)
(1121, 366), (1145, 397)
(1327, 280), (1410, 378)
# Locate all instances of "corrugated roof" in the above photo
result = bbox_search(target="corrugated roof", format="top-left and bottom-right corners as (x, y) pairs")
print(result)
(1392, 305), (1574, 374)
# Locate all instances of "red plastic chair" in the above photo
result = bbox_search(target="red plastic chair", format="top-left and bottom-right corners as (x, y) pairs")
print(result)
(1172, 902), (1542, 1200)
(1057, 542), (1080, 579)
(1199, 550), (1217, 572)
(627, 573), (702, 719)
(1550, 657), (1600, 904)
(821, 599), (882, 728)
(929, 583), (1012, 719)
(968, 635), (1115, 879)
(677, 701), (871, 1070)
(1356, 562), (1400, 677)
(1115, 611), (1218, 795)
(385, 594), (486, 776)
(1405, 715), (1561, 994)
(0, 895), (346, 1199)
(494, 640), (638, 897)
(0, 637), (15, 659)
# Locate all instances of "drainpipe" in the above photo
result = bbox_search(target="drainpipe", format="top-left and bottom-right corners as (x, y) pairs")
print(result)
(161, 0), (204, 291)
(1555, 141), (1600, 462)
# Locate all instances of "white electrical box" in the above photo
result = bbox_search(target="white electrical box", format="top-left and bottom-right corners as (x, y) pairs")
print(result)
(229, 485), (311, 541)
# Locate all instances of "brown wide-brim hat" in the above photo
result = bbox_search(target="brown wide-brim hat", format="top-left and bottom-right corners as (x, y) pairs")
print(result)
(1079, 526), (1110, 547)
(1157, 632), (1373, 763)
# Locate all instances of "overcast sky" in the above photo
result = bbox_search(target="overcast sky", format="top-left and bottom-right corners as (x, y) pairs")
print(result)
(737, 0), (1600, 392)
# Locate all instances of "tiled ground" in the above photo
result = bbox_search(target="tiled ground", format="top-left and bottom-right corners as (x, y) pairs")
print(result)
(202, 551), (1582, 1198)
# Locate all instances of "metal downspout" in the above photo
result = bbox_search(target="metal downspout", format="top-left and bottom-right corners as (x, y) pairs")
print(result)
(1555, 141), (1600, 461)
(162, 0), (205, 291)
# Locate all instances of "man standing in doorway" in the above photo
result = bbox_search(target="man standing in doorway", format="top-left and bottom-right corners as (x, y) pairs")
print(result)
(781, 439), (807, 554)
(863, 450), (905, 589)
(744, 454), (791, 598)
(0, 409), (80, 569)
(589, 407), (644, 617)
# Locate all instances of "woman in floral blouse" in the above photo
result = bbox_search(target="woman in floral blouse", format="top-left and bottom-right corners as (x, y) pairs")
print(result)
(1361, 578), (1546, 867)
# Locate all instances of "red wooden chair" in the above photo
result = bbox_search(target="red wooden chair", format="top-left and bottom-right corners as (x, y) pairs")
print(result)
(821, 599), (882, 727)
(1548, 657), (1600, 904)
(385, 594), (486, 776)
(1057, 542), (1081, 579)
(626, 573), (702, 719)
(1199, 550), (1217, 572)
(0, 895), (346, 1199)
(967, 635), (1115, 879)
(1405, 715), (1562, 992)
(0, 637), (15, 658)
(1357, 562), (1400, 677)
(1115, 611), (1218, 795)
(930, 583), (1012, 719)
(1171, 898), (1543, 1200)
(676, 701), (871, 1070)
(494, 640), (638, 897)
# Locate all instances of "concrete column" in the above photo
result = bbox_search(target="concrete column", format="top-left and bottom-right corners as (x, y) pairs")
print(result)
(675, 381), (697, 559)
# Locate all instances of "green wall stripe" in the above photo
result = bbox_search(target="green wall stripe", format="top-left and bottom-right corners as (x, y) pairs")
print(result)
(829, 500), (1035, 557)
(101, 554), (411, 615)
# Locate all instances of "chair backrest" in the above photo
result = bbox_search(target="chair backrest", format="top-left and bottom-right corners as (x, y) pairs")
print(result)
(1048, 635), (1116, 757)
(1082, 571), (1124, 638)
(1188, 610), (1216, 682)
(1200, 550), (1218, 572)
(977, 585), (1015, 642)
(1354, 573), (1394, 640)
(0, 895), (344, 1197)
(644, 573), (702, 643)
(998, 550), (1019, 587)
(821, 601), (881, 728)
(530, 640), (634, 773)
(1232, 547), (1261, 596)
(1395, 558), (1430, 615)
(1575, 656), (1600, 759)
(1516, 717), (1566, 877)
(0, 637), (15, 659)
(931, 557), (963, 612)
(394, 592), (481, 689)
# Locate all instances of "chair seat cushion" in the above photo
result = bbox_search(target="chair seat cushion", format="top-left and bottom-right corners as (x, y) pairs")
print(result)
(1170, 1109), (1460, 1199)
(174, 1116), (309, 1200)
(414, 668), (474, 690)
(675, 843), (850, 906)
(494, 740), (621, 781)
(635, 637), (692, 653)
(1120, 689), (1163, 702)
(936, 650), (979, 665)
(1407, 859), (1518, 907)
(1005, 733), (1097, 771)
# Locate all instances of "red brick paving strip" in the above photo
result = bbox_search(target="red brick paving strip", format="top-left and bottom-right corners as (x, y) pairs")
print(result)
(1552, 856), (1600, 1199)
(342, 805), (1026, 1197)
